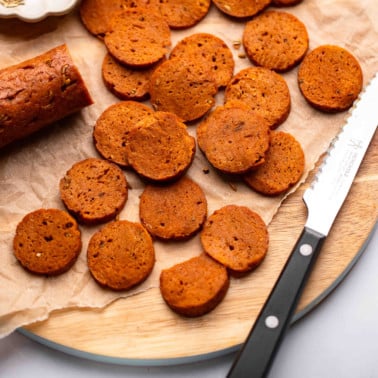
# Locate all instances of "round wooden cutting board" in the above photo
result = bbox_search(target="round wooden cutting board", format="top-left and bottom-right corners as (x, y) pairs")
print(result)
(22, 131), (377, 365)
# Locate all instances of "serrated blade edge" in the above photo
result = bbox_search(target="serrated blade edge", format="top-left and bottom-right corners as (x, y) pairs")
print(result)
(303, 73), (378, 236)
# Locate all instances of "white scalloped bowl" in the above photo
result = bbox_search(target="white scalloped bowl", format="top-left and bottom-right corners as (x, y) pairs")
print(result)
(0, 0), (79, 22)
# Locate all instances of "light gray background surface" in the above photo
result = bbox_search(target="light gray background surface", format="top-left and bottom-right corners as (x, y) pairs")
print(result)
(1, 224), (377, 378)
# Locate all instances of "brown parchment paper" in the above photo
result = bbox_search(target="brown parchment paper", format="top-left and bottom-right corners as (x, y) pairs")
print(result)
(0, 0), (377, 338)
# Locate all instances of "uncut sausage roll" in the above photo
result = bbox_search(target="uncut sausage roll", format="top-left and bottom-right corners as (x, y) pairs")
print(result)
(0, 44), (93, 149)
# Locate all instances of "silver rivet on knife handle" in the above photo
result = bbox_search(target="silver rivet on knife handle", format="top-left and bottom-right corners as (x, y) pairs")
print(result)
(265, 315), (280, 329)
(299, 243), (313, 256)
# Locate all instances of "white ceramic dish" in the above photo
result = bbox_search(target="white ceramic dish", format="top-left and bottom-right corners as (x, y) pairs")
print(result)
(0, 0), (79, 22)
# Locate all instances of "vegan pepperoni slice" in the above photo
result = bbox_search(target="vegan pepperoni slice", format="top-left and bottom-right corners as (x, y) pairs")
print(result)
(139, 176), (207, 240)
(160, 253), (229, 317)
(200, 205), (269, 275)
(224, 67), (291, 129)
(104, 8), (171, 68)
(196, 103), (271, 174)
(125, 111), (196, 182)
(149, 57), (217, 122)
(13, 208), (82, 276)
(87, 220), (155, 291)
(212, 0), (271, 19)
(93, 101), (153, 168)
(244, 131), (305, 196)
(170, 33), (234, 88)
(298, 44), (363, 112)
(243, 10), (309, 72)
(152, 0), (211, 29)
(59, 158), (128, 225)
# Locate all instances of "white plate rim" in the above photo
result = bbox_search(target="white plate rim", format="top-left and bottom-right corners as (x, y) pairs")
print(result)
(0, 0), (80, 22)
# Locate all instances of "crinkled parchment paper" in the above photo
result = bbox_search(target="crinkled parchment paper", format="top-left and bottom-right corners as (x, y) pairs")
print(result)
(0, 0), (377, 338)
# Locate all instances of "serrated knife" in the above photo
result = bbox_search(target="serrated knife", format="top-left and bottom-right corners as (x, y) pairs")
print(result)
(227, 73), (378, 378)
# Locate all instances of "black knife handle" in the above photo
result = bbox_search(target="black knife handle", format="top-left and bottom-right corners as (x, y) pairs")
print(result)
(227, 227), (326, 378)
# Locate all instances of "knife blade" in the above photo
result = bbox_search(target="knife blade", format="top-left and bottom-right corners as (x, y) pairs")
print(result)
(227, 72), (378, 378)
